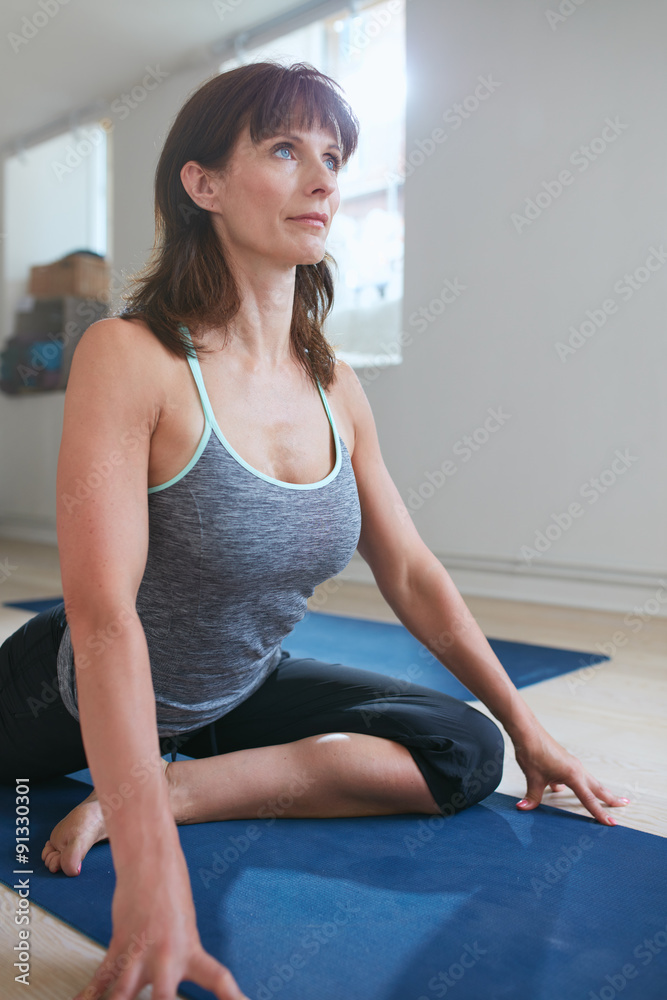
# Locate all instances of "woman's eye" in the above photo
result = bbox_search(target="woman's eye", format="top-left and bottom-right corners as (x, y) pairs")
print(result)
(274, 144), (341, 172)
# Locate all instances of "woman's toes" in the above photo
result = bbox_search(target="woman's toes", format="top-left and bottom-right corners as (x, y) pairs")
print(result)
(42, 841), (59, 871)
(42, 845), (61, 873)
(55, 842), (82, 876)
(42, 843), (64, 874)
(41, 796), (107, 877)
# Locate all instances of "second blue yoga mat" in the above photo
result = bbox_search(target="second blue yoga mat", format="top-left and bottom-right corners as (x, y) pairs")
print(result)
(281, 609), (608, 700)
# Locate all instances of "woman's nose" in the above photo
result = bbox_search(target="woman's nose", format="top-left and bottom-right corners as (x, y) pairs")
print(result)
(307, 159), (338, 194)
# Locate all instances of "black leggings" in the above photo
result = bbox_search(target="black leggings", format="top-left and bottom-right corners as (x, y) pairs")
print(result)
(0, 602), (504, 816)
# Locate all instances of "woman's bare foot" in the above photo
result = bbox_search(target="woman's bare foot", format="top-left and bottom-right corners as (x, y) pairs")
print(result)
(41, 758), (173, 877)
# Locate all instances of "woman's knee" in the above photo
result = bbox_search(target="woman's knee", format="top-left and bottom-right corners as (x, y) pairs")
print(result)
(48, 601), (68, 646)
(462, 706), (505, 805)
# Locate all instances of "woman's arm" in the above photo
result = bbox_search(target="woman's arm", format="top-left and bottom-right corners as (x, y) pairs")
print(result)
(334, 360), (629, 826)
(365, 552), (540, 741)
(58, 319), (248, 1000)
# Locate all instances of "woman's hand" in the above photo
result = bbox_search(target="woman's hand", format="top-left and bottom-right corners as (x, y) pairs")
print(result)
(510, 719), (630, 826)
(73, 846), (249, 1000)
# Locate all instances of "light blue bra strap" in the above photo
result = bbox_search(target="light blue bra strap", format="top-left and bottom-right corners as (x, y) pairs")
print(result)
(316, 379), (337, 439)
(178, 324), (217, 429)
(316, 380), (342, 475)
(180, 323), (339, 457)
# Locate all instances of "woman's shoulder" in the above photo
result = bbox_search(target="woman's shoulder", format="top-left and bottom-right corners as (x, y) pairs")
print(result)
(328, 356), (368, 411)
(324, 357), (373, 459)
(75, 316), (180, 382)
(78, 315), (172, 361)
(69, 316), (180, 416)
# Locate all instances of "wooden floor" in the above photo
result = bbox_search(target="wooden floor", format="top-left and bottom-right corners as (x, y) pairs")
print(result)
(1, 538), (665, 999)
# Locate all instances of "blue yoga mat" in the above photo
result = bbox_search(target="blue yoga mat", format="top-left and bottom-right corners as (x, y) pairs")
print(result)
(1, 600), (661, 997)
(1, 767), (665, 1000)
(2, 600), (610, 700)
(3, 598), (67, 615)
(281, 610), (609, 699)
(2, 598), (65, 613)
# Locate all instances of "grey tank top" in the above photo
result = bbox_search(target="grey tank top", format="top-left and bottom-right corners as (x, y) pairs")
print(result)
(56, 325), (362, 737)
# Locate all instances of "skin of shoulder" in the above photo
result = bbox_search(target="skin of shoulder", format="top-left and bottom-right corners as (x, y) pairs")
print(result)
(329, 356), (367, 459)
(77, 315), (174, 418)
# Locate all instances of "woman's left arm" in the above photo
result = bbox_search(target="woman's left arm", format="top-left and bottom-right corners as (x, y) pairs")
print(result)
(335, 361), (629, 826)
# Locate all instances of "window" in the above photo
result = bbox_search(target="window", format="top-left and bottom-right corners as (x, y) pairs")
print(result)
(2, 122), (109, 340)
(221, 0), (407, 368)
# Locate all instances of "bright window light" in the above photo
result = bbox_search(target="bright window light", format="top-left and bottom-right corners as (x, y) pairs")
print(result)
(221, 0), (407, 368)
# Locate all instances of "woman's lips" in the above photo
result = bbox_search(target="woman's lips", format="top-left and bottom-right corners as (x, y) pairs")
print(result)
(288, 217), (325, 228)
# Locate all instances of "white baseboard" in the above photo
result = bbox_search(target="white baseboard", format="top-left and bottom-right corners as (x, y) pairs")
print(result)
(0, 516), (58, 546)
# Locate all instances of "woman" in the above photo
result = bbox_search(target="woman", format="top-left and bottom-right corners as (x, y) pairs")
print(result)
(0, 62), (628, 1000)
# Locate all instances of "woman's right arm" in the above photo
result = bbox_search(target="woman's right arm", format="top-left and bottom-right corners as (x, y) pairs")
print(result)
(57, 319), (248, 1000)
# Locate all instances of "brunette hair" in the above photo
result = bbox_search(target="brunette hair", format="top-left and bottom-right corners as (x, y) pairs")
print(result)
(118, 60), (359, 389)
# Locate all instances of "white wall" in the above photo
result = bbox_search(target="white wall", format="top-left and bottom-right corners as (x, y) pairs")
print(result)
(352, 0), (666, 613)
(109, 64), (219, 307)
(0, 128), (107, 539)
(1, 0), (665, 614)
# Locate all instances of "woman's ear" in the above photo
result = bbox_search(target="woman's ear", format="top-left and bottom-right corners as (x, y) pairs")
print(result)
(180, 161), (222, 213)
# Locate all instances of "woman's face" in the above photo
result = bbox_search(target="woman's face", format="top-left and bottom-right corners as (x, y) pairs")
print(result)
(196, 118), (342, 271)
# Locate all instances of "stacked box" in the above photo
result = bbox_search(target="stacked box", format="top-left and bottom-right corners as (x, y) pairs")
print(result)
(0, 296), (108, 394)
(29, 251), (110, 300)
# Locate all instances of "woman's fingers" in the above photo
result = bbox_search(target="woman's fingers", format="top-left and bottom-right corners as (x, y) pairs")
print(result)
(73, 949), (133, 1000)
(516, 773), (548, 810)
(110, 967), (172, 1000)
(575, 774), (631, 820)
(513, 724), (631, 825)
(104, 967), (145, 1000)
(545, 777), (630, 805)
(188, 947), (251, 999)
(571, 776), (619, 825)
(548, 769), (629, 826)
(594, 783), (631, 808)
(74, 948), (250, 1000)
